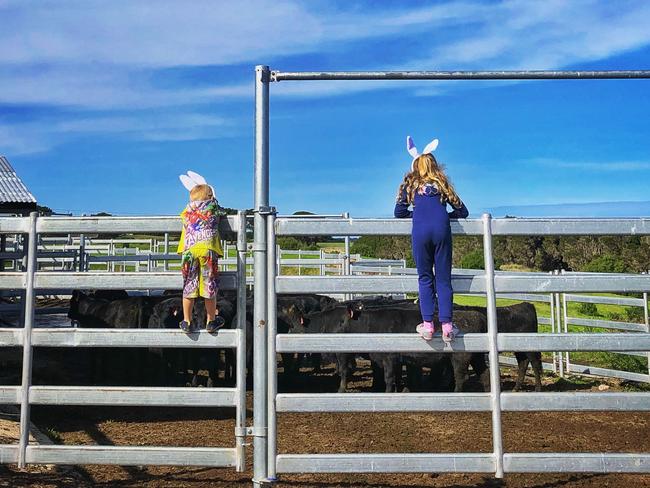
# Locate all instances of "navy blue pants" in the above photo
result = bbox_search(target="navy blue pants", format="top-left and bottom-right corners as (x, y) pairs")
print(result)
(412, 223), (453, 323)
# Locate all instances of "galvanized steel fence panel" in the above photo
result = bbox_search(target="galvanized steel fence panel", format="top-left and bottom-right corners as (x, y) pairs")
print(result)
(0, 212), (249, 471)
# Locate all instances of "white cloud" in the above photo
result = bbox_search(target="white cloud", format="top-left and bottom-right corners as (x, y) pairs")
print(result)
(526, 157), (650, 172)
(1, 0), (650, 153)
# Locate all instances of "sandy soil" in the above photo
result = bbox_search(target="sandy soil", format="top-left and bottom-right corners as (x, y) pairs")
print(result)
(0, 358), (649, 488)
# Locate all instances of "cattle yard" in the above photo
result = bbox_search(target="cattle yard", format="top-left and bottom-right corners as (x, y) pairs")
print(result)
(1, 68), (650, 487)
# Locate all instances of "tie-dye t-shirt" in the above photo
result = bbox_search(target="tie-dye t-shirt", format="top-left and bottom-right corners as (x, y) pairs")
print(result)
(176, 198), (224, 256)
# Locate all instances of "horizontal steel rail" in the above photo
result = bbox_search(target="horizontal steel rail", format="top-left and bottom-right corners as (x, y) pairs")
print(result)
(0, 386), (237, 407)
(0, 328), (239, 348)
(276, 392), (650, 413)
(27, 445), (236, 467)
(271, 70), (650, 82)
(37, 216), (239, 235)
(503, 453), (650, 473)
(275, 217), (650, 236)
(276, 453), (495, 473)
(276, 274), (650, 294)
(568, 363), (650, 383)
(277, 333), (489, 353)
(276, 452), (650, 474)
(276, 333), (650, 353)
(0, 271), (237, 290)
(564, 294), (646, 306)
(565, 317), (647, 332)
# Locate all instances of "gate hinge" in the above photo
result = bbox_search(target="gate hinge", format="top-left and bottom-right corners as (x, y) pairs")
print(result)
(245, 426), (268, 437)
(255, 206), (277, 216)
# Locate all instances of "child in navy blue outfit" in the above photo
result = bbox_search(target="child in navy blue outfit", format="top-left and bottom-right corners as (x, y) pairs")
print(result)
(394, 136), (468, 342)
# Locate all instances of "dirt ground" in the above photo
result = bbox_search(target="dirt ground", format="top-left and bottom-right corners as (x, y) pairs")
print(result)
(1, 358), (649, 488)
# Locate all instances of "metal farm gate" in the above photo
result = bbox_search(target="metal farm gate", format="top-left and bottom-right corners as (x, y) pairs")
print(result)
(0, 212), (248, 470)
(251, 66), (650, 486)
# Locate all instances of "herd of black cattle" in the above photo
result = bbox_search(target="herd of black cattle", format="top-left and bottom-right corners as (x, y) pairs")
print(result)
(64, 290), (544, 393)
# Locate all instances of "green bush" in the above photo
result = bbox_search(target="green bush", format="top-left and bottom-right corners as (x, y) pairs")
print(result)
(625, 306), (645, 323)
(583, 254), (628, 273)
(577, 302), (598, 316)
(608, 353), (647, 375)
(277, 236), (318, 251)
(459, 249), (485, 270)
(458, 249), (502, 270)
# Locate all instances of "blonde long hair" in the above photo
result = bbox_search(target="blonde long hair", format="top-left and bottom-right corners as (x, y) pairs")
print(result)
(397, 153), (460, 207)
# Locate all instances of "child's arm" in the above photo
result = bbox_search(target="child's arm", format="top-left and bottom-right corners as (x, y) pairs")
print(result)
(394, 189), (413, 218)
(448, 200), (469, 219)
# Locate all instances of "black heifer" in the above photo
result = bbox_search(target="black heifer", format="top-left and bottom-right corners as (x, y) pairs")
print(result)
(68, 290), (156, 384)
(457, 302), (543, 391)
(147, 297), (237, 387)
(294, 304), (490, 393)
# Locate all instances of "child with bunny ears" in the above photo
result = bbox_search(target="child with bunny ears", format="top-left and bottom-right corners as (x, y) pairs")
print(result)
(177, 171), (226, 333)
(394, 136), (468, 342)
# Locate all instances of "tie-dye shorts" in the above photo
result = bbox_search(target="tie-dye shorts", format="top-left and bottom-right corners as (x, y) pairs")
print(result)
(181, 250), (220, 299)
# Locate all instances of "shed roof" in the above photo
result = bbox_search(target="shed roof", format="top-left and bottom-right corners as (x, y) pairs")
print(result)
(0, 156), (37, 204)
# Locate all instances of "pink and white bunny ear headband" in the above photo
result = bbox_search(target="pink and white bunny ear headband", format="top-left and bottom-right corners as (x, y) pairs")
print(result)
(406, 135), (439, 171)
(179, 170), (215, 198)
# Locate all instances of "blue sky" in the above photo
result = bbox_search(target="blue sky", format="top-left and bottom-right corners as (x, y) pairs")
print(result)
(1, 0), (649, 217)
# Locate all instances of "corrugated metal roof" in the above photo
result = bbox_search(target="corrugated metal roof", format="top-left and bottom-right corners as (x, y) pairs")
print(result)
(0, 156), (37, 203)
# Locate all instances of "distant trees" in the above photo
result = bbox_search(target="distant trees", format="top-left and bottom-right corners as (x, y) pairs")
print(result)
(351, 234), (649, 273)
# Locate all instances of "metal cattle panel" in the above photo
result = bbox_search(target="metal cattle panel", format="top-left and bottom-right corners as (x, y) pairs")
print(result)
(1, 211), (249, 473)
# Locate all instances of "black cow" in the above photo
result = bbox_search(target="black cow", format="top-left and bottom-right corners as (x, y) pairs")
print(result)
(68, 290), (157, 384)
(147, 296), (237, 387)
(293, 304), (490, 393)
(457, 302), (542, 391)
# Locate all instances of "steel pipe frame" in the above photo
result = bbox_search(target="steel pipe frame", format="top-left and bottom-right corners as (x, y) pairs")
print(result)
(259, 68), (650, 482)
(253, 64), (270, 487)
(271, 70), (650, 82)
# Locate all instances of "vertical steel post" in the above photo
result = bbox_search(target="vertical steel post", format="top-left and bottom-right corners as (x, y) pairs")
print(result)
(643, 271), (649, 378)
(482, 213), (504, 478)
(555, 271), (564, 377)
(163, 233), (169, 272)
(18, 212), (38, 468)
(235, 211), (248, 471)
(549, 290), (558, 373)
(319, 249), (324, 276)
(558, 293), (571, 374)
(79, 233), (85, 272)
(266, 214), (278, 480)
(253, 64), (270, 487)
(343, 212), (351, 300)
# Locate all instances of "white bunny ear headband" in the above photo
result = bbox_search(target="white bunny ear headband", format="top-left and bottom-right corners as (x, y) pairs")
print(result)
(179, 170), (215, 198)
(406, 135), (439, 171)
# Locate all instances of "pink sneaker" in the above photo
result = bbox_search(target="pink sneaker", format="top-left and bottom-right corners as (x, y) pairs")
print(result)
(441, 322), (459, 343)
(416, 322), (434, 341)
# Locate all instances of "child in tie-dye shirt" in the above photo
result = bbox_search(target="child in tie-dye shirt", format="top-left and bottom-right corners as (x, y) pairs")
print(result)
(177, 183), (225, 333)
